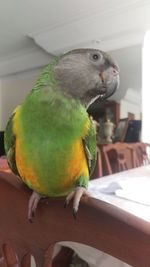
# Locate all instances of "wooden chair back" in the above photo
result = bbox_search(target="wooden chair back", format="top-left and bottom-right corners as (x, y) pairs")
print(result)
(132, 142), (150, 167)
(102, 143), (134, 175)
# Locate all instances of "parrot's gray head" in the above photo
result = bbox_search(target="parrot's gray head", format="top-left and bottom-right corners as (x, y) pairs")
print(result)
(54, 48), (119, 106)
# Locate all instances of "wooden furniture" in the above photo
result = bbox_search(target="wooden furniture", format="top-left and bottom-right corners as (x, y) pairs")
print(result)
(132, 142), (150, 167)
(0, 156), (10, 172)
(1, 167), (150, 267)
(113, 118), (129, 142)
(88, 100), (120, 126)
(98, 142), (134, 176)
(0, 132), (5, 156)
(97, 142), (150, 176)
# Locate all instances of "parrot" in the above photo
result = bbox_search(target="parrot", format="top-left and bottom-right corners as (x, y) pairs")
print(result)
(4, 48), (119, 221)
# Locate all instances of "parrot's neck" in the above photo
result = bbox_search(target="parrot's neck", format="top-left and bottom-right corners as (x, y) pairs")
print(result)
(32, 57), (60, 91)
(31, 56), (92, 109)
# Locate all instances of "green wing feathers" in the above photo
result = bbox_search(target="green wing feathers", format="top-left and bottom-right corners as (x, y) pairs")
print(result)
(83, 119), (97, 177)
(4, 109), (19, 176)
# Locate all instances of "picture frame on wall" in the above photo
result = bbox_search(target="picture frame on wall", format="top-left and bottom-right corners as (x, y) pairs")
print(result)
(113, 118), (129, 142)
(124, 120), (142, 143)
(128, 112), (135, 120)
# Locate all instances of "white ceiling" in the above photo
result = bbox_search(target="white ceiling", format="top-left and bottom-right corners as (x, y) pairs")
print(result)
(0, 0), (149, 98)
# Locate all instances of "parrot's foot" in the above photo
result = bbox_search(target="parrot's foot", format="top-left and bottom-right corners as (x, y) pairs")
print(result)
(64, 187), (88, 219)
(28, 191), (42, 222)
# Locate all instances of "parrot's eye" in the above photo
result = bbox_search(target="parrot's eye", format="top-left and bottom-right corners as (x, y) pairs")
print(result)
(90, 52), (102, 63)
(92, 54), (99, 60)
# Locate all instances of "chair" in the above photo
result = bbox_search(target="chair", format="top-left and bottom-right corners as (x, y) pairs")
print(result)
(0, 156), (10, 172)
(102, 143), (134, 175)
(132, 142), (150, 167)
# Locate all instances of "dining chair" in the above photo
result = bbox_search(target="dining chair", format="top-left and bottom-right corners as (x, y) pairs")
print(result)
(132, 142), (150, 167)
(0, 156), (10, 172)
(102, 142), (134, 175)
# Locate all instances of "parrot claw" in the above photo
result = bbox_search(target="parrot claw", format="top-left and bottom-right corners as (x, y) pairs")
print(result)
(72, 208), (77, 220)
(64, 201), (68, 208)
(28, 191), (42, 222)
(65, 187), (87, 219)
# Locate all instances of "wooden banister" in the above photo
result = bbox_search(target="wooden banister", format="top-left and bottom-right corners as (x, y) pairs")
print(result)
(0, 171), (150, 267)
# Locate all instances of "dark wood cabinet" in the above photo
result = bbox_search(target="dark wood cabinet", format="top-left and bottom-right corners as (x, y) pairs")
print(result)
(88, 100), (120, 126)
(0, 131), (5, 156)
(88, 100), (120, 144)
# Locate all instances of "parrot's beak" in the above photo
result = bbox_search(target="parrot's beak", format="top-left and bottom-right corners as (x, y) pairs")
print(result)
(86, 72), (119, 110)
(101, 76), (120, 101)
(99, 67), (120, 101)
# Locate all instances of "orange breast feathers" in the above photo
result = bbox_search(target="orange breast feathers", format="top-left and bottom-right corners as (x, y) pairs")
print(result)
(64, 139), (89, 186)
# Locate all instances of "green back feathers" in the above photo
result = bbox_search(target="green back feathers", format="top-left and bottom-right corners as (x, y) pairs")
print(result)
(32, 57), (60, 92)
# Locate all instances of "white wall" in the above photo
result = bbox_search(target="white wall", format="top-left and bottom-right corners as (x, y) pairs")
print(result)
(120, 88), (141, 120)
(120, 99), (141, 119)
(0, 68), (42, 130)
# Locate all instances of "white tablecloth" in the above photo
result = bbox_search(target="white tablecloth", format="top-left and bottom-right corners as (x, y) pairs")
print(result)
(88, 165), (150, 222)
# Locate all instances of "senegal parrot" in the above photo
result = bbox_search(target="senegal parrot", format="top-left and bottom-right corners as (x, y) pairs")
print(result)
(4, 48), (119, 221)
